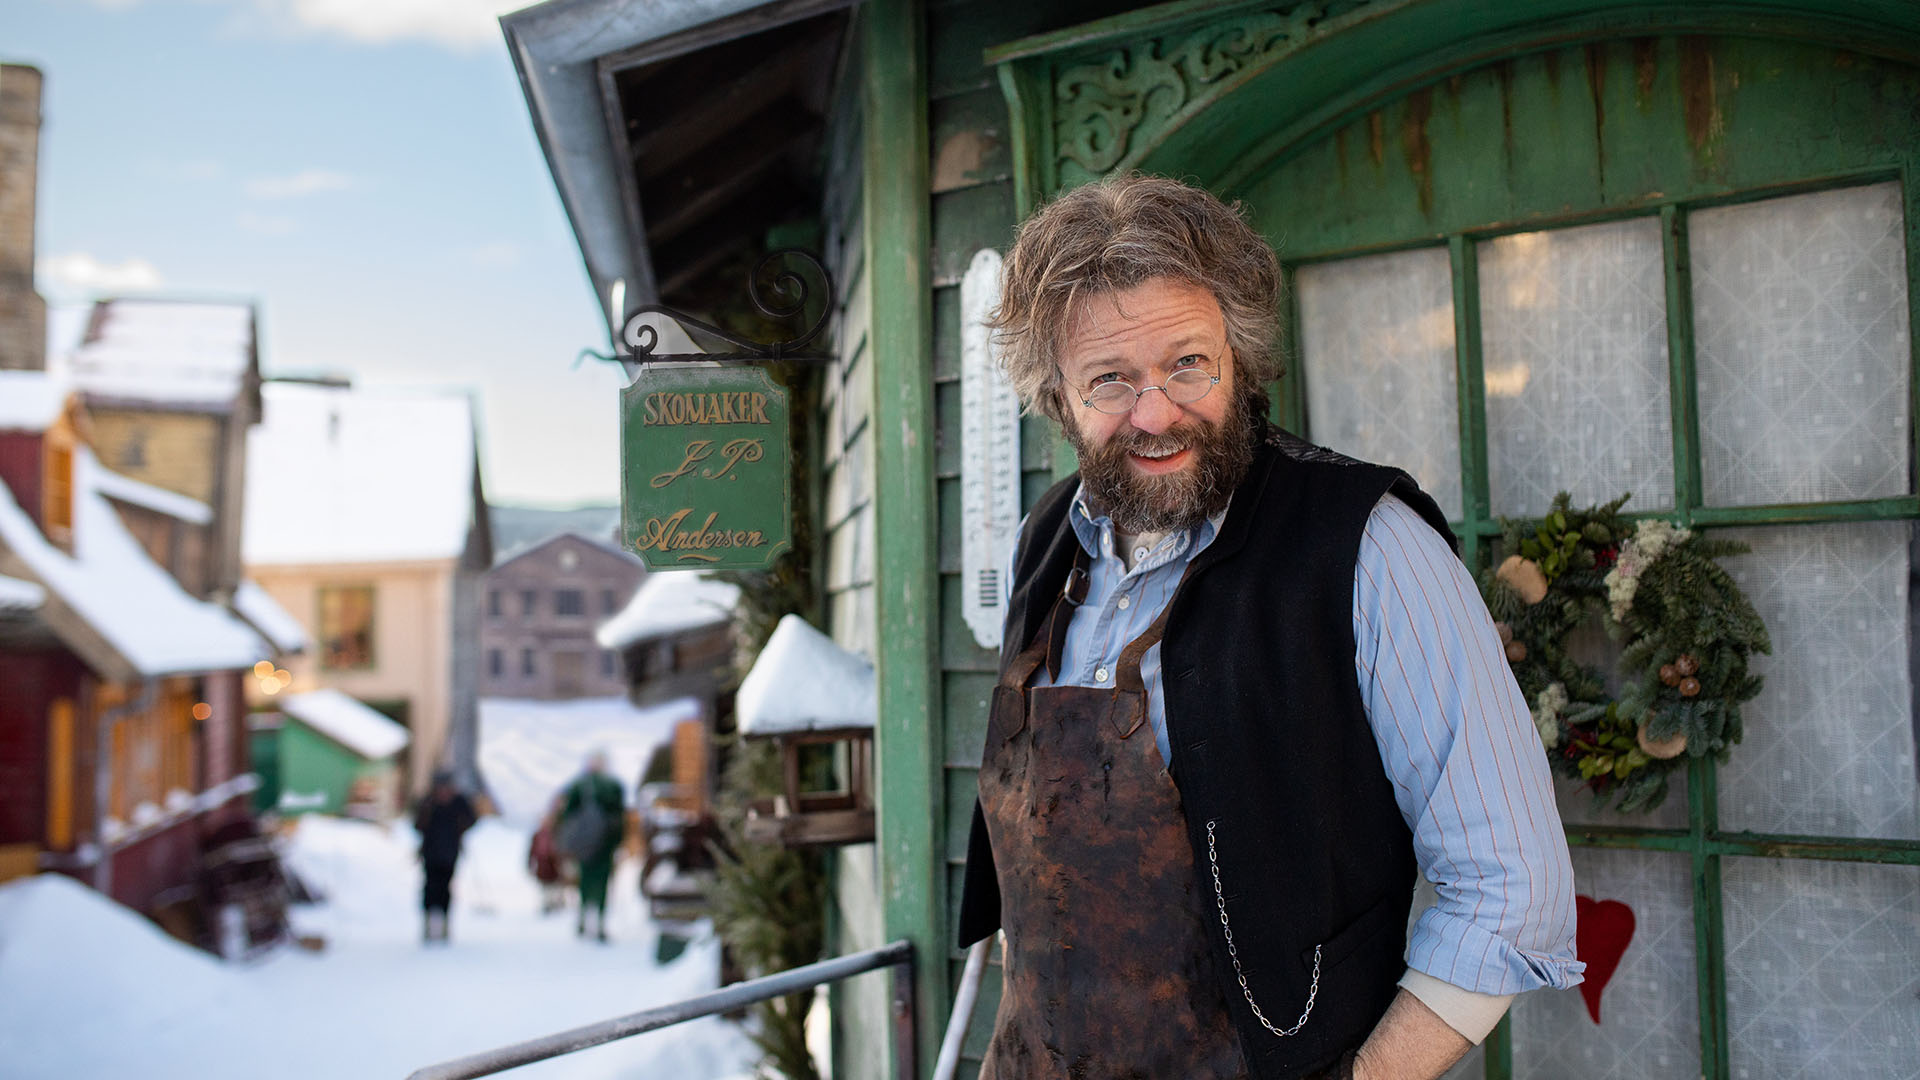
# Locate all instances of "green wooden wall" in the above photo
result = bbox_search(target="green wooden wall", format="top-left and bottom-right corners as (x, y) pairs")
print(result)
(279, 719), (368, 817)
(815, 15), (897, 1080)
(918, 2), (1141, 1075)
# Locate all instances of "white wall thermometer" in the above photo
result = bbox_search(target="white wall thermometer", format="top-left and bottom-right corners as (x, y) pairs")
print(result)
(959, 248), (1023, 651)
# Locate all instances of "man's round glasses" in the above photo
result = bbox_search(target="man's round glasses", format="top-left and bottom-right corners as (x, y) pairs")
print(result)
(1080, 366), (1220, 415)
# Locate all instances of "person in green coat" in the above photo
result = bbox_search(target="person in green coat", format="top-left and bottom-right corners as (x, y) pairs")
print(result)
(557, 749), (626, 942)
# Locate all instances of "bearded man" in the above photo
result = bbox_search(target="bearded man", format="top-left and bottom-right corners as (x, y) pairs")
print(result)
(956, 174), (1583, 1080)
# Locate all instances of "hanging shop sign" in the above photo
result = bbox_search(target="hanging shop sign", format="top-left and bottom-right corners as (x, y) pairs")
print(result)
(617, 252), (831, 572)
(622, 364), (790, 570)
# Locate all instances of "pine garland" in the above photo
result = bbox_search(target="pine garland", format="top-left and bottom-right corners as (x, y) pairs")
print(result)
(1479, 493), (1772, 813)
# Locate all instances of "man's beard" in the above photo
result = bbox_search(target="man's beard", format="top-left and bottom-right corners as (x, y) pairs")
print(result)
(1067, 384), (1262, 534)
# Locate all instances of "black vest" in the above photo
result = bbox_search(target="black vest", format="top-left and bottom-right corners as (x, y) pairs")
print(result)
(958, 429), (1456, 1078)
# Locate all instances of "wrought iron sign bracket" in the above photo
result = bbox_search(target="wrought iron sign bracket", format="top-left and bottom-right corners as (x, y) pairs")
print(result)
(619, 250), (837, 367)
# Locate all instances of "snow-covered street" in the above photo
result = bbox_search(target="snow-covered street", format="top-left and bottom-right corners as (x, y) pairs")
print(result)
(0, 697), (758, 1080)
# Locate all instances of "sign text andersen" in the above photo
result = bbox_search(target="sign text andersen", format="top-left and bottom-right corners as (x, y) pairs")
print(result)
(621, 365), (790, 571)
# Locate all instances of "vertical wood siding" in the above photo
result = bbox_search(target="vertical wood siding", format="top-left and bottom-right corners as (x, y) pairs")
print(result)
(922, 2), (1138, 1074)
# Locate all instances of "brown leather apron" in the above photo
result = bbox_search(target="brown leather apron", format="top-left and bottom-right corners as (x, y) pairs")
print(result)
(977, 559), (1249, 1080)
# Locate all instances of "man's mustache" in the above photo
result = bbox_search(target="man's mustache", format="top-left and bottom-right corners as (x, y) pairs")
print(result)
(1108, 425), (1204, 459)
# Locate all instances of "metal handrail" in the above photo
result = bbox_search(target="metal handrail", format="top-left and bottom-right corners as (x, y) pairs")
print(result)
(405, 939), (916, 1080)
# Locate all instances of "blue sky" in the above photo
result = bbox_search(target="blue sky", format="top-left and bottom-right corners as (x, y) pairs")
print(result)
(11, 0), (625, 507)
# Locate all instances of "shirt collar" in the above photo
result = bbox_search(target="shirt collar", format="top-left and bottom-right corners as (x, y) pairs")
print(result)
(1067, 483), (1230, 571)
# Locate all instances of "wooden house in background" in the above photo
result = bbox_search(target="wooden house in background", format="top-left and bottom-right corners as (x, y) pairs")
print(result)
(250, 688), (410, 819)
(481, 532), (644, 700)
(0, 369), (270, 933)
(507, 1), (1920, 1077)
(242, 381), (492, 797)
(54, 298), (261, 604)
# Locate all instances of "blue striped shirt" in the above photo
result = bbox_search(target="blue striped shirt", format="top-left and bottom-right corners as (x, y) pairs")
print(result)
(1010, 487), (1583, 997)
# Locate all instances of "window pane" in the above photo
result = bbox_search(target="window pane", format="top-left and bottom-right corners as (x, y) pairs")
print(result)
(1510, 848), (1699, 1078)
(1724, 858), (1919, 1078)
(1693, 182), (1912, 506)
(1716, 523), (1919, 840)
(1297, 247), (1463, 518)
(1480, 218), (1674, 517)
(319, 585), (374, 669)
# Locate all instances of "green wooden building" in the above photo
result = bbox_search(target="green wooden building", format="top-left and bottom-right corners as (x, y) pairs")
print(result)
(250, 688), (409, 818)
(503, 1), (1920, 1076)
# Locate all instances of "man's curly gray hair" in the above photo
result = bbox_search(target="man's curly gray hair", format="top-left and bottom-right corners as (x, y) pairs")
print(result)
(988, 173), (1282, 425)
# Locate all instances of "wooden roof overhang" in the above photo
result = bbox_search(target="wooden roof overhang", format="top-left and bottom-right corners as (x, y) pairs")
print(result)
(504, 0), (852, 333)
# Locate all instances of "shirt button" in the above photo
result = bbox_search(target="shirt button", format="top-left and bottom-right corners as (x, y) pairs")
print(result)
(1116, 595), (1130, 610)
(1133, 546), (1149, 562)
(1094, 667), (1109, 683)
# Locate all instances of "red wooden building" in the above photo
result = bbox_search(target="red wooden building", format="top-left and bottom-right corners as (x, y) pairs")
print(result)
(0, 369), (274, 945)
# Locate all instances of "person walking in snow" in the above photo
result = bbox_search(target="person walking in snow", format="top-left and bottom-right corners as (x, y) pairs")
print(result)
(414, 770), (477, 944)
(527, 795), (567, 915)
(556, 750), (625, 942)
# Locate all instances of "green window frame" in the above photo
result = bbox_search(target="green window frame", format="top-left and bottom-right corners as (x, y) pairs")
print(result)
(1279, 172), (1920, 1080)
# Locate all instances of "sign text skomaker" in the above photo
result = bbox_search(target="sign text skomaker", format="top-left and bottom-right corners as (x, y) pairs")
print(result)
(622, 365), (791, 571)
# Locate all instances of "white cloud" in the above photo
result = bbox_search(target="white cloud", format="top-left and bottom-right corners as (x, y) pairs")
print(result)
(237, 210), (299, 236)
(250, 0), (525, 51)
(36, 253), (165, 297)
(244, 168), (357, 200)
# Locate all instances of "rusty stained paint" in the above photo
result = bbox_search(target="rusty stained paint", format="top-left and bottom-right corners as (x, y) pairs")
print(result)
(1367, 110), (1385, 168)
(1679, 36), (1724, 157)
(1400, 88), (1433, 217)
(1633, 37), (1659, 111)
(1585, 43), (1608, 191)
(931, 129), (999, 194)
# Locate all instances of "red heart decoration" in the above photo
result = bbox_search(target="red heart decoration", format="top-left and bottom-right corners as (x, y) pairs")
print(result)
(1575, 895), (1636, 1024)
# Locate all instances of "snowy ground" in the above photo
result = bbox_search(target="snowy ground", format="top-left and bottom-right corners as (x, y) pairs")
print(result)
(0, 696), (757, 1080)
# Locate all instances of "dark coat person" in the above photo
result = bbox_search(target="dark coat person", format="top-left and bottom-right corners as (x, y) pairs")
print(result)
(415, 771), (477, 944)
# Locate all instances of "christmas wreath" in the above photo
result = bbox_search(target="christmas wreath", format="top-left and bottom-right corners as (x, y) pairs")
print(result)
(1479, 493), (1772, 813)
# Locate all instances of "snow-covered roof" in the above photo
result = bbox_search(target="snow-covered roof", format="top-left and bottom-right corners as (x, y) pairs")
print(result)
(280, 689), (410, 760)
(232, 580), (309, 654)
(0, 574), (44, 613)
(736, 615), (875, 736)
(0, 371), (69, 433)
(62, 299), (255, 408)
(244, 383), (480, 565)
(0, 449), (266, 677)
(595, 572), (738, 650)
(91, 464), (213, 525)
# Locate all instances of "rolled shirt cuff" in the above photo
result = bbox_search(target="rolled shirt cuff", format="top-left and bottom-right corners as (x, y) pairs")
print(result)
(1397, 968), (1515, 1045)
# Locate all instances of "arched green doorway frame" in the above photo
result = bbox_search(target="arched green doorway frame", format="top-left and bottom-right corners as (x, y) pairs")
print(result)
(991, 5), (1920, 1080)
(990, 0), (1920, 211)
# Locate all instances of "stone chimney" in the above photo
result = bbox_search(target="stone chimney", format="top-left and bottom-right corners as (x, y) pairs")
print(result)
(0, 64), (46, 371)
